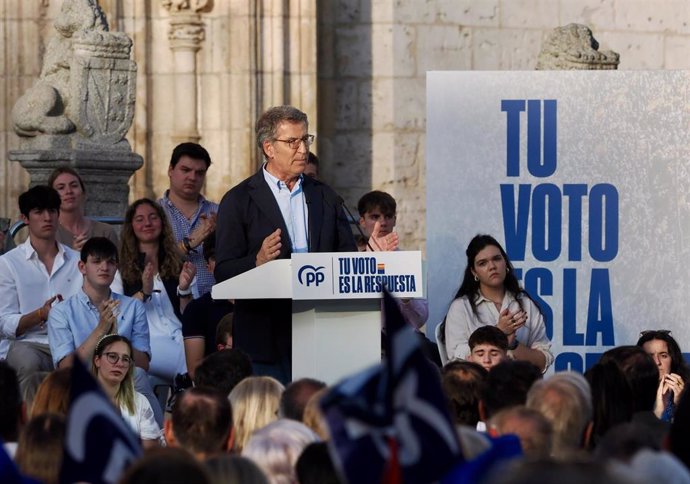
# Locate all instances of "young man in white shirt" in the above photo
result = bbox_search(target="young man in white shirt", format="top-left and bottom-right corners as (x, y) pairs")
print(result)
(0, 185), (82, 390)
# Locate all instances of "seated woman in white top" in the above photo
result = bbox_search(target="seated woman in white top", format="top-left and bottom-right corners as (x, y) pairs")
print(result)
(118, 199), (196, 384)
(444, 234), (553, 372)
(91, 334), (161, 447)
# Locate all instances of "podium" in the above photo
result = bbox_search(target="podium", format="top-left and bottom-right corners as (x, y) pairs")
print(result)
(212, 251), (423, 384)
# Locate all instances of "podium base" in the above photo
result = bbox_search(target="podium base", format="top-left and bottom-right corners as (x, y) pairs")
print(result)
(292, 299), (381, 384)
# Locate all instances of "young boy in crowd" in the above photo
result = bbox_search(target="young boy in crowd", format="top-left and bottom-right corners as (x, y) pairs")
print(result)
(466, 326), (509, 371)
(47, 237), (150, 369)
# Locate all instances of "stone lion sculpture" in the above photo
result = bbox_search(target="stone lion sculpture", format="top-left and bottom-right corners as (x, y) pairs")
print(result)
(536, 23), (619, 70)
(11, 0), (109, 137)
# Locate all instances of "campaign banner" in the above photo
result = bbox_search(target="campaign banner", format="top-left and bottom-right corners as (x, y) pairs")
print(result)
(426, 71), (690, 372)
(292, 251), (424, 300)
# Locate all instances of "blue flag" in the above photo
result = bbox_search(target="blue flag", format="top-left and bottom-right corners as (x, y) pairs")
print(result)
(59, 357), (142, 484)
(321, 291), (463, 484)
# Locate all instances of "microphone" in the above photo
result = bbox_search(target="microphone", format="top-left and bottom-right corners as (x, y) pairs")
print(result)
(336, 196), (374, 252)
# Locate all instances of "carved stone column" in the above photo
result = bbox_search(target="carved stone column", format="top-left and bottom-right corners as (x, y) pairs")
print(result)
(162, 0), (211, 144)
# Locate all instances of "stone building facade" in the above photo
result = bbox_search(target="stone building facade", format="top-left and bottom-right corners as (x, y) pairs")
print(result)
(3, 0), (690, 250)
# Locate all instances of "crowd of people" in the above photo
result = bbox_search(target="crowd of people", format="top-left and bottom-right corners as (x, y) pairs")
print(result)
(1, 105), (689, 483)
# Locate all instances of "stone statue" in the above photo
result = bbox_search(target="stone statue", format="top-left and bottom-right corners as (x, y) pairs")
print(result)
(536, 23), (619, 70)
(9, 0), (143, 218)
(11, 0), (136, 151)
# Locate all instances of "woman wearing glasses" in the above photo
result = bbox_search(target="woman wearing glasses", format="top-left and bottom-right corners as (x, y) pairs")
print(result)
(637, 330), (689, 421)
(92, 334), (161, 447)
(444, 234), (553, 372)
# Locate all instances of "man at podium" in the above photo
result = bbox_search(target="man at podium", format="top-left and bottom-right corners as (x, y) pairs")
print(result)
(214, 106), (357, 383)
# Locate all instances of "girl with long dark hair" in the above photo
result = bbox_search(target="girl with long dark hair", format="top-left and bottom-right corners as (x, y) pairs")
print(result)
(444, 234), (553, 371)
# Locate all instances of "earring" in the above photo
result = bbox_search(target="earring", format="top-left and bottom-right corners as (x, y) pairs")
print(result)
(474, 275), (478, 282)
(506, 267), (510, 273)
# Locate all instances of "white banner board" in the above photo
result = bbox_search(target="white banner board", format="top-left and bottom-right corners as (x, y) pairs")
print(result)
(292, 251), (423, 300)
(427, 71), (690, 372)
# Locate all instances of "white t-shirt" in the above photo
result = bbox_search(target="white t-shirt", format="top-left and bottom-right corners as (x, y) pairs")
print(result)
(121, 391), (162, 442)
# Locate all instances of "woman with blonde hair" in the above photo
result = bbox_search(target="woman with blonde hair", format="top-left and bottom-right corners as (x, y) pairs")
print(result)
(118, 198), (196, 385)
(91, 334), (161, 447)
(228, 376), (285, 452)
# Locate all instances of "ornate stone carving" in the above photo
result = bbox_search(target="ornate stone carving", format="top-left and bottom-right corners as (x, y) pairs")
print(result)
(9, 0), (143, 218)
(161, 0), (211, 13)
(168, 16), (205, 48)
(11, 0), (137, 150)
(536, 24), (619, 70)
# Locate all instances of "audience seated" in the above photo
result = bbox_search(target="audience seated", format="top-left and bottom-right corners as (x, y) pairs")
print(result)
(492, 460), (634, 484)
(194, 348), (253, 396)
(205, 455), (270, 484)
(600, 345), (669, 446)
(48, 167), (119, 251)
(466, 325), (509, 371)
(441, 360), (488, 427)
(118, 198), (195, 386)
(0, 361), (22, 458)
(489, 405), (553, 460)
(21, 370), (49, 418)
(182, 231), (234, 378)
(15, 413), (65, 484)
(584, 360), (634, 449)
(31, 367), (71, 418)
(296, 442), (343, 484)
(119, 447), (211, 484)
(636, 330), (690, 422)
(242, 419), (319, 484)
(279, 377), (326, 421)
(301, 388), (330, 440)
(480, 360), (542, 422)
(215, 313), (234, 350)
(0, 185), (82, 386)
(91, 334), (161, 447)
(526, 371), (592, 461)
(164, 387), (233, 461)
(229, 376), (284, 453)
(669, 388), (690, 471)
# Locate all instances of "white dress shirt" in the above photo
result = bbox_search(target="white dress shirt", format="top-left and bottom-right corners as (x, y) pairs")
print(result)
(0, 238), (82, 356)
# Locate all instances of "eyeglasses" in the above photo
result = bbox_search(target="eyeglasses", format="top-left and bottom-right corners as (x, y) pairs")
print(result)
(103, 352), (132, 366)
(639, 330), (672, 337)
(273, 134), (315, 150)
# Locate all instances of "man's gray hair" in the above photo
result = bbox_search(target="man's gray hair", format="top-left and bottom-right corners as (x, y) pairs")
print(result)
(526, 371), (592, 460)
(255, 105), (308, 155)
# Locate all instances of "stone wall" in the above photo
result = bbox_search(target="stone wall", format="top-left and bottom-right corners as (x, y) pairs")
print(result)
(3, 0), (690, 250)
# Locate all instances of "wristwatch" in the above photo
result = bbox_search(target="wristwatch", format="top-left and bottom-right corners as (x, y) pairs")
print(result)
(508, 338), (519, 350)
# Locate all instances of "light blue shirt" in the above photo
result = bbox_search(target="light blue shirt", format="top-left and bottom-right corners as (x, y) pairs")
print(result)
(263, 165), (309, 253)
(47, 288), (151, 367)
(158, 191), (218, 297)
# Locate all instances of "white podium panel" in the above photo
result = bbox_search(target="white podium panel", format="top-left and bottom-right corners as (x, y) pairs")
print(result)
(212, 252), (423, 382)
(292, 299), (380, 384)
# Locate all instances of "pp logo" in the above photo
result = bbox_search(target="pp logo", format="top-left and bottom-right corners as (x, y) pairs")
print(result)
(298, 265), (325, 287)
